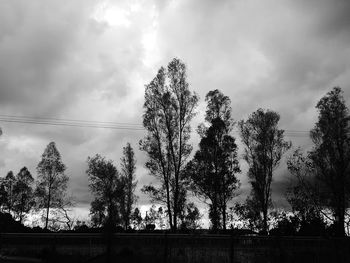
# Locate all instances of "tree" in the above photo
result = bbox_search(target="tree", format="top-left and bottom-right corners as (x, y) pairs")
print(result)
(12, 167), (35, 223)
(308, 87), (350, 236)
(120, 143), (137, 230)
(156, 206), (167, 229)
(90, 198), (107, 227)
(286, 149), (326, 229)
(131, 207), (143, 230)
(140, 58), (199, 231)
(36, 142), (68, 229)
(4, 171), (15, 214)
(0, 181), (7, 212)
(186, 90), (240, 230)
(179, 202), (202, 230)
(144, 205), (158, 227)
(233, 197), (263, 231)
(239, 109), (291, 234)
(87, 154), (124, 230)
(49, 192), (76, 230)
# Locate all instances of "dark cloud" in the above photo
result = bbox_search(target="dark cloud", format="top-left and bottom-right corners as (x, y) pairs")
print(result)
(0, 0), (349, 222)
(0, 1), (94, 112)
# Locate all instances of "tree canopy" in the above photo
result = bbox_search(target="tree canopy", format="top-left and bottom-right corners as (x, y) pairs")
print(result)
(140, 58), (199, 231)
(36, 142), (68, 229)
(239, 109), (291, 234)
(187, 89), (240, 230)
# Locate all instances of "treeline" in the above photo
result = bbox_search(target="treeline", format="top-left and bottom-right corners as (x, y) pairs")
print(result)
(0, 142), (71, 230)
(138, 58), (350, 236)
(0, 58), (349, 237)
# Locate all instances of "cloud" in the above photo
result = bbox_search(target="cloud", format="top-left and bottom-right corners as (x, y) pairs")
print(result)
(0, 0), (349, 223)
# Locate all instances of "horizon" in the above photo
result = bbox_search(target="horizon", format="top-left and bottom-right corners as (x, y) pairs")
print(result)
(0, 0), (350, 229)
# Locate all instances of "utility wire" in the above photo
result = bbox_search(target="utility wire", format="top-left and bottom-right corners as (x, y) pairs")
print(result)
(0, 114), (319, 137)
(0, 115), (144, 131)
(0, 114), (143, 126)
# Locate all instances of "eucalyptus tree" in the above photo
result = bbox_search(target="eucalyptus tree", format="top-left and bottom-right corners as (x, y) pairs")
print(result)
(87, 154), (125, 230)
(286, 149), (322, 224)
(36, 142), (68, 229)
(4, 171), (15, 214)
(13, 167), (35, 223)
(308, 87), (350, 236)
(140, 58), (199, 231)
(120, 143), (137, 230)
(239, 109), (291, 234)
(186, 90), (240, 230)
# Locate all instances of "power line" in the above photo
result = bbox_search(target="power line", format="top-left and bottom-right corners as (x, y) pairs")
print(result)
(0, 115), (145, 131)
(0, 114), (143, 127)
(0, 114), (324, 137)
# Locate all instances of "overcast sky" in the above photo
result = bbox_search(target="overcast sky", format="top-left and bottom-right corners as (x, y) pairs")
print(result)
(0, 0), (349, 223)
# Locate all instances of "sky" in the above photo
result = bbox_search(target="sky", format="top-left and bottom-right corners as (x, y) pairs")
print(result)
(0, 0), (349, 225)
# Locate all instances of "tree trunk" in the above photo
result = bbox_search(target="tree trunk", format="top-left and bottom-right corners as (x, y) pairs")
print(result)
(338, 209), (345, 236)
(336, 196), (345, 236)
(262, 206), (268, 235)
(222, 204), (226, 230)
(173, 200), (177, 232)
(45, 185), (51, 229)
(210, 201), (220, 231)
(165, 181), (173, 230)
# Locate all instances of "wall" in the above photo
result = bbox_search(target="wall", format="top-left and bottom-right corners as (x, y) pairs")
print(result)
(0, 233), (349, 263)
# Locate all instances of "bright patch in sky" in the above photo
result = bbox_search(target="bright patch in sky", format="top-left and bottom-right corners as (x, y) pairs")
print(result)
(92, 1), (131, 27)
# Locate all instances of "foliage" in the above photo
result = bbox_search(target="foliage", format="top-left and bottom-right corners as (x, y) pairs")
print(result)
(120, 143), (137, 230)
(140, 58), (199, 231)
(35, 142), (68, 229)
(87, 154), (124, 230)
(187, 90), (240, 230)
(308, 87), (350, 236)
(239, 109), (291, 234)
(4, 171), (15, 213)
(269, 211), (299, 236)
(286, 149), (325, 225)
(233, 197), (263, 231)
(144, 205), (158, 226)
(12, 167), (35, 223)
(0, 182), (7, 212)
(131, 207), (143, 230)
(179, 202), (202, 230)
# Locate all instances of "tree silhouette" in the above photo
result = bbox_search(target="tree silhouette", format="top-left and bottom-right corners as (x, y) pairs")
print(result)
(36, 142), (68, 229)
(12, 167), (35, 223)
(140, 58), (199, 231)
(0, 181), (7, 212)
(308, 87), (350, 236)
(187, 90), (240, 230)
(87, 154), (124, 230)
(4, 171), (15, 214)
(179, 202), (202, 230)
(286, 148), (326, 235)
(239, 109), (291, 234)
(120, 143), (137, 230)
(131, 207), (143, 230)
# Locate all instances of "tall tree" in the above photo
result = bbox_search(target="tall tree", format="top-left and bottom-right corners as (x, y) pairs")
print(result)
(239, 109), (291, 234)
(4, 171), (15, 214)
(308, 87), (350, 236)
(140, 58), (199, 231)
(286, 149), (325, 224)
(0, 181), (7, 212)
(87, 154), (124, 230)
(186, 90), (240, 230)
(12, 167), (35, 223)
(120, 143), (137, 230)
(36, 142), (68, 229)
